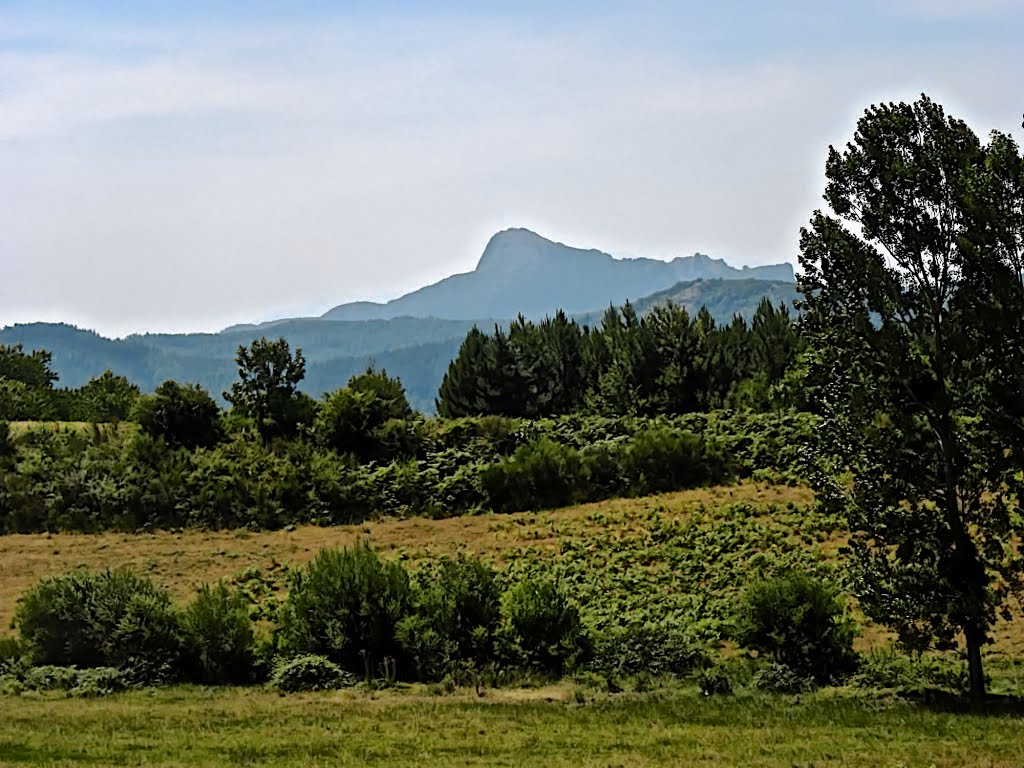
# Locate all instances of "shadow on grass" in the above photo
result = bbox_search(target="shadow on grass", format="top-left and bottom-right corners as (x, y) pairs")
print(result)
(905, 688), (1024, 717)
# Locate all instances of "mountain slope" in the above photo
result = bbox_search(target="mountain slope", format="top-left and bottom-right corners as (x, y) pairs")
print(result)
(322, 228), (794, 322)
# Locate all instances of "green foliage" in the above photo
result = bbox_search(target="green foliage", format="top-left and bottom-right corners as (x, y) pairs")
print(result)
(798, 94), (1024, 699)
(500, 577), (588, 676)
(133, 380), (223, 449)
(269, 654), (355, 692)
(733, 570), (856, 684)
(480, 438), (586, 514)
(225, 337), (309, 440)
(6, 665), (132, 697)
(588, 621), (707, 679)
(851, 647), (968, 695)
(752, 662), (816, 694)
(437, 299), (801, 421)
(0, 344), (58, 389)
(182, 582), (256, 685)
(316, 367), (415, 461)
(276, 544), (413, 676)
(72, 370), (140, 422)
(697, 665), (733, 696)
(397, 555), (502, 681)
(12, 568), (184, 684)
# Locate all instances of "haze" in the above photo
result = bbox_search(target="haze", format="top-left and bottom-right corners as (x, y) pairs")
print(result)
(1, 0), (1021, 337)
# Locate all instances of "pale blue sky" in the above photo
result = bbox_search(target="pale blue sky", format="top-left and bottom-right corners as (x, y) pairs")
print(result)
(2, 1), (1022, 336)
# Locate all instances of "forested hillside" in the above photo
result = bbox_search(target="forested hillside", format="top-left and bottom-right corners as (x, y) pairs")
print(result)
(0, 277), (795, 411)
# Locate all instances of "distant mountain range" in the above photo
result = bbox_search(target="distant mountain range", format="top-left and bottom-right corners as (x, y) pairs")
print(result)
(1, 229), (797, 411)
(319, 228), (793, 322)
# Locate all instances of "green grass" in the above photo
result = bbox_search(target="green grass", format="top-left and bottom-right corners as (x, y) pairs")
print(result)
(0, 686), (1022, 767)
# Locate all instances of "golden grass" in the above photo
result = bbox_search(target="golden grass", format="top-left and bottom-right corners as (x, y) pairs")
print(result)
(1, 479), (1021, 659)
(0, 482), (810, 632)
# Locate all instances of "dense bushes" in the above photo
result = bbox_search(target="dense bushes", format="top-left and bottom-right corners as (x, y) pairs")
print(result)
(269, 654), (355, 692)
(500, 577), (588, 676)
(3, 544), (902, 698)
(182, 582), (256, 685)
(276, 544), (413, 675)
(0, 410), (815, 534)
(4, 547), (605, 691)
(733, 569), (857, 685)
(13, 569), (185, 684)
(397, 556), (503, 680)
(11, 569), (261, 687)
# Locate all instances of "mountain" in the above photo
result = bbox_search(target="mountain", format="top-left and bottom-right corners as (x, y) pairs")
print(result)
(321, 228), (794, 321)
(1, 228), (799, 412)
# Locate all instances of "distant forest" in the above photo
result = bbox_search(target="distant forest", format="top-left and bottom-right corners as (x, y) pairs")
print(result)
(0, 277), (798, 412)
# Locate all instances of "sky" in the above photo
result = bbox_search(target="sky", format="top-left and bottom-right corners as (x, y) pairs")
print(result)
(1, 1), (1022, 337)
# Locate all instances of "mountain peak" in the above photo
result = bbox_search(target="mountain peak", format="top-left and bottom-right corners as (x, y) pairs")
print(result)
(475, 228), (583, 272)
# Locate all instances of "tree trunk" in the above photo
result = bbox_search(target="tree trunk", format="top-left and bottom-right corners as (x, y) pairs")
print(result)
(965, 622), (986, 703)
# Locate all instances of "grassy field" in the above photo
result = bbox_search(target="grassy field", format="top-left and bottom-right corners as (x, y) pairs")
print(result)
(3, 480), (1023, 656)
(1, 685), (1023, 767)
(3, 482), (1024, 765)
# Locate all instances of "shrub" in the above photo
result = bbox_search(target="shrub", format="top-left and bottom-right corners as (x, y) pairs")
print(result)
(618, 428), (727, 494)
(316, 369), (414, 461)
(397, 555), (502, 681)
(752, 662), (816, 694)
(480, 439), (585, 514)
(182, 582), (256, 685)
(13, 569), (184, 684)
(733, 570), (857, 685)
(0, 637), (23, 671)
(500, 576), (588, 676)
(5, 664), (130, 696)
(588, 621), (708, 678)
(276, 544), (412, 677)
(69, 666), (132, 697)
(132, 381), (223, 450)
(269, 654), (355, 692)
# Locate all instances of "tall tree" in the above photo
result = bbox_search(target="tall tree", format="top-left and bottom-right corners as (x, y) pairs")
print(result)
(798, 96), (1024, 700)
(225, 337), (308, 440)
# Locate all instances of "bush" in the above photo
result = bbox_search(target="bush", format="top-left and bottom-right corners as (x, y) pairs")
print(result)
(397, 555), (502, 681)
(0, 637), (23, 670)
(752, 662), (816, 694)
(618, 428), (727, 495)
(182, 582), (256, 685)
(588, 621), (707, 678)
(269, 654), (356, 692)
(132, 380), (223, 450)
(276, 544), (412, 677)
(697, 665), (733, 696)
(733, 570), (857, 685)
(7, 665), (131, 696)
(316, 369), (414, 461)
(500, 576), (588, 676)
(480, 439), (585, 514)
(13, 569), (184, 684)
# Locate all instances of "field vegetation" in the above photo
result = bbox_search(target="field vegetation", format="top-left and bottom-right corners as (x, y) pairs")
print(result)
(0, 94), (1022, 763)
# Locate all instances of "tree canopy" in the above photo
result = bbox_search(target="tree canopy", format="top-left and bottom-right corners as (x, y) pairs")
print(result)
(798, 95), (1024, 700)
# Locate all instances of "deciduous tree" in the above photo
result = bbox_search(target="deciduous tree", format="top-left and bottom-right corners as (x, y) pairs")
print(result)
(798, 96), (1024, 700)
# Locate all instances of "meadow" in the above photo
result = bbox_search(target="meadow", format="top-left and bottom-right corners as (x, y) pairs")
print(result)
(2, 685), (1024, 767)
(4, 482), (1024, 767)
